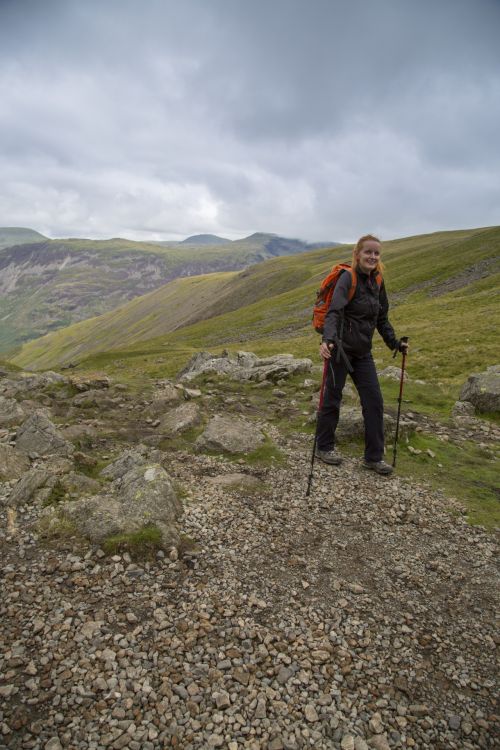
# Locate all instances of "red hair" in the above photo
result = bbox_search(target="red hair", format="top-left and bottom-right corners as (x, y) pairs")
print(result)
(351, 234), (384, 273)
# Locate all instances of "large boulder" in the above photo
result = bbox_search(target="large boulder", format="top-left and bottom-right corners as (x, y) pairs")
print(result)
(336, 406), (415, 441)
(0, 444), (30, 481)
(459, 365), (500, 413)
(0, 397), (26, 428)
(179, 350), (312, 384)
(159, 402), (201, 437)
(15, 411), (73, 457)
(56, 463), (182, 549)
(195, 415), (266, 454)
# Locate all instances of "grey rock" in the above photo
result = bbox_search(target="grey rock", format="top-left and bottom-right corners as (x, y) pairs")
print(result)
(378, 365), (409, 381)
(368, 736), (391, 750)
(337, 406), (412, 440)
(0, 396), (26, 427)
(0, 443), (30, 481)
(179, 349), (312, 383)
(71, 389), (117, 408)
(452, 400), (476, 417)
(8, 468), (52, 507)
(195, 414), (266, 454)
(159, 401), (201, 436)
(448, 715), (461, 730)
(459, 364), (500, 412)
(101, 446), (164, 481)
(16, 411), (73, 457)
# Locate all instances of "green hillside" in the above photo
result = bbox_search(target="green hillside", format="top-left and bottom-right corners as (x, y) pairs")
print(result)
(12, 226), (500, 389)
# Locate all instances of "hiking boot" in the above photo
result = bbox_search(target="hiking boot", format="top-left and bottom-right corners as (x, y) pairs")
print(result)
(362, 459), (393, 475)
(315, 448), (342, 465)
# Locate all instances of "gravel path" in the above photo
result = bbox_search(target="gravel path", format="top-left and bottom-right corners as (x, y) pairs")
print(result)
(1, 433), (498, 750)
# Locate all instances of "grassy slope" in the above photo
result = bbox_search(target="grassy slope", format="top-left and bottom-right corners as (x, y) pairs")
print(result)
(12, 226), (500, 382)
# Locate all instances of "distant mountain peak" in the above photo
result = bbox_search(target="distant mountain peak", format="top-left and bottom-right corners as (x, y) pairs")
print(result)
(181, 234), (230, 245)
(0, 227), (49, 250)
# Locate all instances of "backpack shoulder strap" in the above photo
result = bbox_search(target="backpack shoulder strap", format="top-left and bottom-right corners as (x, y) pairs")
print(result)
(346, 267), (357, 302)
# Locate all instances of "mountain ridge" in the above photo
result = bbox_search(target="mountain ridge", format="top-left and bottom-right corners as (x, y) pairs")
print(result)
(0, 230), (337, 354)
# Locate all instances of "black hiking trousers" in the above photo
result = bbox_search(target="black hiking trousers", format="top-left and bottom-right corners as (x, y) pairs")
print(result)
(316, 351), (385, 462)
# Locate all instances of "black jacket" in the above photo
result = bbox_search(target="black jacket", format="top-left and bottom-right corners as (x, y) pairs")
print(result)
(322, 268), (399, 357)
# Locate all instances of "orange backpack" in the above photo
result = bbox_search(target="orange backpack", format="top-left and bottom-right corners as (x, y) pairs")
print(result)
(312, 263), (382, 334)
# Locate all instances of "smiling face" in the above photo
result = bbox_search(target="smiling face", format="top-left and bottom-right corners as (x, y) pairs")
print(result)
(356, 239), (381, 274)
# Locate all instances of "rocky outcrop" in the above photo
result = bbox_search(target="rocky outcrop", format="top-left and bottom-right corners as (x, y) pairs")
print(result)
(55, 462), (182, 549)
(195, 414), (266, 454)
(15, 411), (73, 457)
(179, 350), (312, 383)
(0, 371), (66, 398)
(459, 365), (500, 413)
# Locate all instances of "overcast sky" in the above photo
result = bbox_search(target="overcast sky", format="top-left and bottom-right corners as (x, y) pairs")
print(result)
(0, 0), (499, 243)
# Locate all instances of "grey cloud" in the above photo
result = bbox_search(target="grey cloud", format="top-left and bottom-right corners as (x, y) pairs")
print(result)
(0, 0), (499, 242)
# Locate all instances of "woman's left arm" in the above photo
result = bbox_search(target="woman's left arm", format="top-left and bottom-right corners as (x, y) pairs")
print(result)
(377, 282), (400, 351)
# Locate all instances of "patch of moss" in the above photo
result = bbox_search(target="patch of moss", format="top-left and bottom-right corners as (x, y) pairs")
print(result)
(238, 436), (285, 467)
(102, 525), (163, 559)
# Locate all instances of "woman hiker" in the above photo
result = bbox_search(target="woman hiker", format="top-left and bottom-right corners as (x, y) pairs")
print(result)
(316, 234), (408, 475)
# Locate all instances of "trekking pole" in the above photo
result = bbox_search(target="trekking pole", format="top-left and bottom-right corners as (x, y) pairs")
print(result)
(392, 336), (409, 468)
(305, 358), (329, 497)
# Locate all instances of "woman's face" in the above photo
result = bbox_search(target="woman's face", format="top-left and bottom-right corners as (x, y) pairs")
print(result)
(356, 240), (381, 273)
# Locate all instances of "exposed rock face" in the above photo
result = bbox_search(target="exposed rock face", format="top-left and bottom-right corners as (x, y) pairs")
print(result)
(57, 462), (182, 548)
(459, 365), (500, 413)
(159, 402), (201, 437)
(0, 396), (26, 427)
(195, 415), (266, 454)
(0, 444), (30, 481)
(16, 411), (73, 457)
(179, 350), (312, 383)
